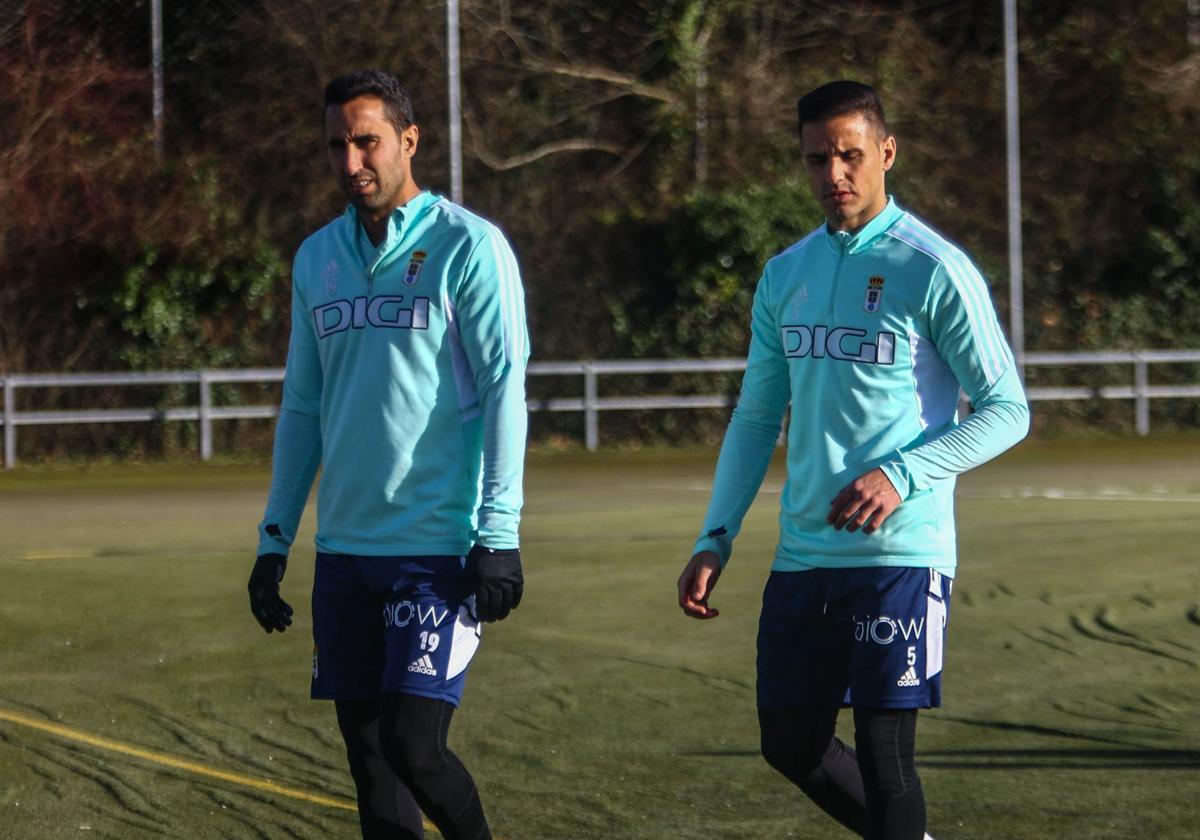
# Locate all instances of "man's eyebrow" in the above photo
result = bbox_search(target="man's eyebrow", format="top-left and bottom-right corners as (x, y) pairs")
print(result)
(328, 133), (380, 146)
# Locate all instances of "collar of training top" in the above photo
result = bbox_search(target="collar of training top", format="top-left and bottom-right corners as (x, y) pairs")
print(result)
(824, 195), (904, 256)
(346, 190), (442, 259)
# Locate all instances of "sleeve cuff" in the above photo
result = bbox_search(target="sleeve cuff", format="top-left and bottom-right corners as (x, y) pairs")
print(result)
(692, 533), (733, 568)
(256, 523), (294, 558)
(475, 516), (520, 551)
(878, 456), (916, 500)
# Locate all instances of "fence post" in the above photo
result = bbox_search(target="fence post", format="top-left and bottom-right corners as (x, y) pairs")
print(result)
(584, 363), (599, 451)
(3, 378), (13, 469)
(1134, 357), (1149, 436)
(199, 371), (213, 460)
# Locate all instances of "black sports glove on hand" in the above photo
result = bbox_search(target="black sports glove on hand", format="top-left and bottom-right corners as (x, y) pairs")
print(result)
(248, 553), (293, 633)
(467, 545), (523, 623)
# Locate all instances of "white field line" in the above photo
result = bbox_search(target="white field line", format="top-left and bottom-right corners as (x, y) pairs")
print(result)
(652, 483), (783, 494)
(652, 483), (1200, 503)
(959, 489), (1200, 503)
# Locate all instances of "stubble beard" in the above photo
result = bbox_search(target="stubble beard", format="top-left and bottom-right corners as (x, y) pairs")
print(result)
(346, 178), (402, 221)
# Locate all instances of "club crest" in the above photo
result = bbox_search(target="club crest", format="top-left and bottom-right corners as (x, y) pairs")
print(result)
(864, 276), (885, 313)
(404, 250), (427, 286)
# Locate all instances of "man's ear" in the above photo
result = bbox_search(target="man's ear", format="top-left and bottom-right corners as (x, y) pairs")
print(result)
(401, 124), (420, 159)
(881, 135), (897, 172)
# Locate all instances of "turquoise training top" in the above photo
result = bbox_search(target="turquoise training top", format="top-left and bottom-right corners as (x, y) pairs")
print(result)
(692, 197), (1029, 576)
(257, 191), (530, 558)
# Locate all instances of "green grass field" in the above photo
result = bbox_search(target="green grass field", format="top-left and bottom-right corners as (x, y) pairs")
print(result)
(1, 437), (1198, 839)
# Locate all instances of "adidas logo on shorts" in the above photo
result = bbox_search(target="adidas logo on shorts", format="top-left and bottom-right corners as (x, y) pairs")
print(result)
(897, 666), (921, 688)
(407, 654), (438, 676)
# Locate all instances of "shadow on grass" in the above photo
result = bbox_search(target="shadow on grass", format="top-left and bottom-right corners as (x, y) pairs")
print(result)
(919, 748), (1200, 770)
(924, 715), (1200, 769)
(677, 713), (1200, 771)
(675, 746), (1200, 770)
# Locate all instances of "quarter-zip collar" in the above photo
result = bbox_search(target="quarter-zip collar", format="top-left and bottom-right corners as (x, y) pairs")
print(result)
(822, 196), (904, 256)
(352, 190), (440, 267)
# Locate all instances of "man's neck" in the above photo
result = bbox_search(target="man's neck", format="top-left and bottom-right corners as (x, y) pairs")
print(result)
(359, 214), (389, 248)
(827, 195), (889, 235)
(358, 185), (423, 248)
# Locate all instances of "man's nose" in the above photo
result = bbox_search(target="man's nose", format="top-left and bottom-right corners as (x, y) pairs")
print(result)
(343, 146), (364, 174)
(827, 157), (845, 184)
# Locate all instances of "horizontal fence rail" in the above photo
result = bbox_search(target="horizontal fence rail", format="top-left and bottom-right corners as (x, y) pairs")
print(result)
(2, 350), (1199, 466)
(1021, 350), (1200, 437)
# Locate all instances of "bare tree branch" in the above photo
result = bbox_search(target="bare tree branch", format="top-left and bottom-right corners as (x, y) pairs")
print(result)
(462, 103), (624, 170)
(521, 57), (679, 106)
(472, 137), (626, 170)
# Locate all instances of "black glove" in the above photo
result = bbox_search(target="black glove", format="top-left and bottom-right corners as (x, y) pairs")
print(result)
(467, 545), (523, 622)
(248, 553), (293, 633)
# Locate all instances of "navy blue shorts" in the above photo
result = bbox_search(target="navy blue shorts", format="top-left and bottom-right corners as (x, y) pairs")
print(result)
(311, 553), (481, 706)
(757, 566), (952, 709)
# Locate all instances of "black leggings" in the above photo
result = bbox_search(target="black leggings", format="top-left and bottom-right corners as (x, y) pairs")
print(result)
(336, 695), (491, 840)
(759, 705), (925, 840)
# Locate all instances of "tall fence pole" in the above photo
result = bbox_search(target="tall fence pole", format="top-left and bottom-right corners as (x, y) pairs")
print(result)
(151, 0), (164, 159)
(446, 0), (463, 204)
(1004, 0), (1025, 378)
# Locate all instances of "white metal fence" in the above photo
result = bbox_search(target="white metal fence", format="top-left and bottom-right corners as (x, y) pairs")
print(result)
(3, 351), (1200, 467)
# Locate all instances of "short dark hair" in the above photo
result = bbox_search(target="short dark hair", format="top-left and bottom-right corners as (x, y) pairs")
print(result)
(324, 70), (416, 134)
(797, 80), (888, 139)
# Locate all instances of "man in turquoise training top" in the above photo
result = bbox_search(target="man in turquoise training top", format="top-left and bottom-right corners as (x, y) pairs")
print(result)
(677, 80), (1029, 840)
(249, 70), (529, 840)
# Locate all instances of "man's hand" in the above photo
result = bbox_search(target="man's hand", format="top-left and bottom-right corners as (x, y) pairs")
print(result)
(677, 551), (722, 619)
(467, 545), (523, 622)
(248, 553), (293, 633)
(827, 468), (902, 534)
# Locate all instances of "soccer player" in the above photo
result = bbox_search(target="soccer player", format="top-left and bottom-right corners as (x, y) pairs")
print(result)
(247, 70), (529, 840)
(676, 81), (1029, 840)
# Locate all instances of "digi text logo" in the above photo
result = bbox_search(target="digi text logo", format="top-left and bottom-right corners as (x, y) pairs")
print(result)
(854, 613), (925, 645)
(313, 295), (430, 338)
(781, 324), (896, 365)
